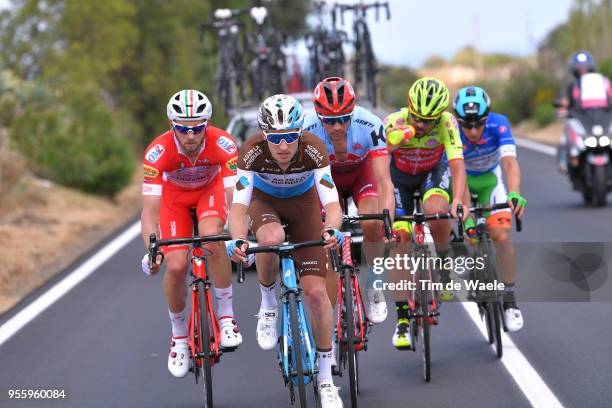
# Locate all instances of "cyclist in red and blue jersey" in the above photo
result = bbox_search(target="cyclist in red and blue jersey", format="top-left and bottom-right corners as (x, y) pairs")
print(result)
(304, 77), (395, 325)
(454, 86), (526, 332)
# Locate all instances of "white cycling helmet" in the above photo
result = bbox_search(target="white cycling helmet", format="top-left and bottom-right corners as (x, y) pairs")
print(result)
(257, 94), (305, 132)
(167, 89), (212, 122)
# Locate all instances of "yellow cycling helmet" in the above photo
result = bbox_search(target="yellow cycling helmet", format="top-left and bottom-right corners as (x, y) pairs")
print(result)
(407, 77), (450, 119)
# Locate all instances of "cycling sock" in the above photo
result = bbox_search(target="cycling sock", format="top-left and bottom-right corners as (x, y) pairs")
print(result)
(259, 281), (278, 309)
(503, 283), (517, 309)
(316, 348), (334, 383)
(215, 285), (234, 319)
(395, 301), (409, 321)
(169, 307), (188, 337)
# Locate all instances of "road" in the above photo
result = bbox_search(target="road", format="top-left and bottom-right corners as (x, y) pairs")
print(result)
(1, 144), (611, 408)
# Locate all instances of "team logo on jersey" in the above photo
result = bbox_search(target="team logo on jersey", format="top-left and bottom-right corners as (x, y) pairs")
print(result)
(226, 157), (238, 171)
(143, 164), (159, 178)
(145, 144), (165, 163)
(319, 173), (335, 189)
(236, 176), (250, 191)
(498, 125), (507, 134)
(217, 136), (237, 154)
(426, 139), (439, 147)
(353, 143), (363, 150)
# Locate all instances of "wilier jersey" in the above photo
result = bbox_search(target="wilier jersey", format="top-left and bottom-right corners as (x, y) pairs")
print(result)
(232, 132), (339, 206)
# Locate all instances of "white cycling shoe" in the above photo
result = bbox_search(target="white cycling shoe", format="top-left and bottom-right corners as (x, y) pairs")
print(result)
(366, 288), (387, 324)
(256, 306), (278, 350)
(504, 306), (524, 332)
(219, 317), (243, 348)
(318, 380), (343, 408)
(168, 336), (190, 378)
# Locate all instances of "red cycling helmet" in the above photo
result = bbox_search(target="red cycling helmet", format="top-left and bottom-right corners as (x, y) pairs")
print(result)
(313, 77), (356, 116)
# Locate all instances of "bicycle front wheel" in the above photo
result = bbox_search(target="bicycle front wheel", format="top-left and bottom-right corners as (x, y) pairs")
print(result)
(418, 283), (431, 382)
(289, 292), (308, 407)
(198, 286), (214, 407)
(343, 267), (358, 407)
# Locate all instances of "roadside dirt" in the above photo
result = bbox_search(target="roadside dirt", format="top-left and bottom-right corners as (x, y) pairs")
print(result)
(0, 150), (141, 314)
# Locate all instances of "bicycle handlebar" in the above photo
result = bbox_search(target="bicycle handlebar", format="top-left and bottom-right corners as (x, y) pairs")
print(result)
(469, 202), (523, 232)
(148, 233), (231, 268)
(235, 239), (329, 284)
(336, 1), (390, 24)
(394, 204), (465, 239)
(342, 208), (392, 240)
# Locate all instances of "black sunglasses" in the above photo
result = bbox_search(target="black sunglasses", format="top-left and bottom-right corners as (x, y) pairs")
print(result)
(458, 117), (488, 129)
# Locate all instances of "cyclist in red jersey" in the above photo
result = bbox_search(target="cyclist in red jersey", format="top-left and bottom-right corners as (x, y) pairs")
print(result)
(304, 77), (395, 325)
(140, 90), (242, 379)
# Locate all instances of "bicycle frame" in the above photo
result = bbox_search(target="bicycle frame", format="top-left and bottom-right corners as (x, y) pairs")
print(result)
(188, 247), (222, 366)
(278, 256), (317, 386)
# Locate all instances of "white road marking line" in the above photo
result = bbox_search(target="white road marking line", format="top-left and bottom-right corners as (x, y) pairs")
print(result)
(461, 302), (564, 408)
(0, 221), (141, 347)
(515, 138), (556, 156)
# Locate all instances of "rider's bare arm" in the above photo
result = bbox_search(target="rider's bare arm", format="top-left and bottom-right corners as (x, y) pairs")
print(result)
(501, 156), (521, 195)
(371, 155), (395, 221)
(448, 159), (467, 219)
(228, 202), (249, 241)
(141, 195), (161, 249)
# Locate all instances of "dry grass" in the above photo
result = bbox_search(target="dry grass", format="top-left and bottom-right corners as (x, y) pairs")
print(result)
(0, 153), (141, 314)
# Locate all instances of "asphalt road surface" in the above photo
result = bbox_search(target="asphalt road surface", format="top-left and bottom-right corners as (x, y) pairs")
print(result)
(1, 144), (611, 408)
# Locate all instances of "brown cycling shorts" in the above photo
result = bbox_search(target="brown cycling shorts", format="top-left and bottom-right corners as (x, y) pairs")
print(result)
(248, 187), (329, 278)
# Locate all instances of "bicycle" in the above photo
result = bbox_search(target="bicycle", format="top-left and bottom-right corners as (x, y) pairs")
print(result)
(336, 1), (390, 107)
(200, 8), (248, 113)
(148, 209), (236, 408)
(330, 207), (392, 408)
(465, 195), (523, 359)
(236, 239), (331, 407)
(394, 192), (463, 382)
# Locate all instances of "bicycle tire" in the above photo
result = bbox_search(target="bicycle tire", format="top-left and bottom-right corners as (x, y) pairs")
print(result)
(493, 301), (503, 359)
(289, 292), (308, 408)
(483, 302), (495, 344)
(418, 278), (431, 382)
(343, 267), (358, 407)
(198, 285), (214, 408)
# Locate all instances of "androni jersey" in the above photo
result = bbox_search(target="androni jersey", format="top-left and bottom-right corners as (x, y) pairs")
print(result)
(459, 112), (517, 176)
(384, 110), (463, 175)
(142, 126), (238, 195)
(232, 132), (339, 206)
(303, 106), (388, 173)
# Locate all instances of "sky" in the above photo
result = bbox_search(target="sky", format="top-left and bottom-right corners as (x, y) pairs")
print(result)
(300, 0), (575, 68)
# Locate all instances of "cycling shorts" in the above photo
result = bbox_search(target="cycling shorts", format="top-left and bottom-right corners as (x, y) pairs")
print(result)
(391, 160), (451, 216)
(331, 158), (378, 206)
(248, 187), (328, 278)
(467, 165), (512, 230)
(159, 176), (228, 254)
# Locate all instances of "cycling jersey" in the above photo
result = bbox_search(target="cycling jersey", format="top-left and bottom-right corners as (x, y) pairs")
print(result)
(303, 106), (388, 173)
(384, 110), (463, 175)
(460, 112), (516, 176)
(233, 132), (339, 207)
(142, 126), (238, 195)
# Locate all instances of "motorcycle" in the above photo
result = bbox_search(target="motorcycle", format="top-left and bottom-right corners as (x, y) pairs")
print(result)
(556, 103), (612, 206)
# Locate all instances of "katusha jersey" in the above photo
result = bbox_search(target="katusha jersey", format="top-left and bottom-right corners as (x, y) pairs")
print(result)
(303, 106), (388, 173)
(233, 132), (339, 206)
(142, 126), (238, 195)
(384, 110), (463, 175)
(459, 112), (517, 176)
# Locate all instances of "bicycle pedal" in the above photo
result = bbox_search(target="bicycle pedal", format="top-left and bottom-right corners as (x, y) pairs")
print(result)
(220, 345), (238, 353)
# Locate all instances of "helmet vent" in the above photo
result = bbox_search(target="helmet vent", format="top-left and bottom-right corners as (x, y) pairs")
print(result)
(337, 84), (345, 104)
(277, 108), (284, 124)
(466, 87), (476, 97)
(196, 104), (206, 114)
(324, 86), (334, 105)
(172, 104), (183, 114)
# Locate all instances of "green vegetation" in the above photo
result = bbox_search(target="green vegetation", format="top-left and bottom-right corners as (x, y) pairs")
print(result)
(378, 65), (418, 111)
(0, 0), (308, 197)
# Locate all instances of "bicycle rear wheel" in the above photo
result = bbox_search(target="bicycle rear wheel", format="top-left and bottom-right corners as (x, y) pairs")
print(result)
(289, 292), (308, 407)
(483, 302), (495, 344)
(343, 267), (358, 407)
(198, 286), (214, 407)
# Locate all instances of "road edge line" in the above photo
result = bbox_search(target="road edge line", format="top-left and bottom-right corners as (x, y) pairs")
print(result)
(0, 221), (141, 347)
(516, 138), (556, 156)
(460, 302), (564, 408)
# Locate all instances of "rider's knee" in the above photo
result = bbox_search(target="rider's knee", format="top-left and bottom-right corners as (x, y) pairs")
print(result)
(165, 256), (189, 281)
(490, 229), (510, 243)
(303, 283), (329, 310)
(257, 225), (285, 246)
(199, 219), (224, 236)
(361, 220), (379, 240)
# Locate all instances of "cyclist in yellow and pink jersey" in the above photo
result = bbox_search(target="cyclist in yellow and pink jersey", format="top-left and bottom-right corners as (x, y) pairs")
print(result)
(384, 77), (467, 349)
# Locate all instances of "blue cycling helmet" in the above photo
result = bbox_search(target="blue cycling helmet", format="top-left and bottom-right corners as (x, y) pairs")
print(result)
(570, 51), (596, 78)
(453, 86), (491, 121)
